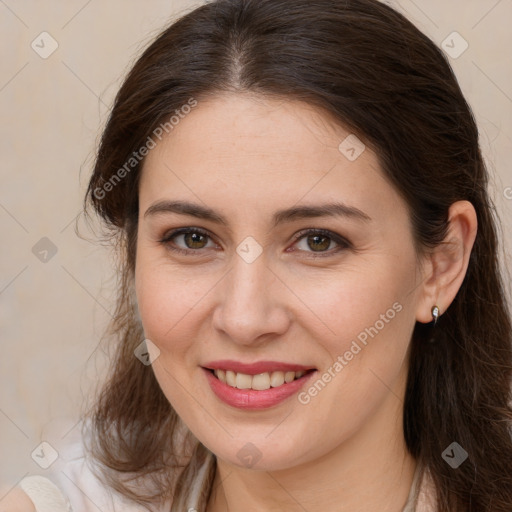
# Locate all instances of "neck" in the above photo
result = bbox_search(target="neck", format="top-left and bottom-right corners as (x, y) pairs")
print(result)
(207, 379), (418, 512)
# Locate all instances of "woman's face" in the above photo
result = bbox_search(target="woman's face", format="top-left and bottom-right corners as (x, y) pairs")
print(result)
(135, 93), (425, 471)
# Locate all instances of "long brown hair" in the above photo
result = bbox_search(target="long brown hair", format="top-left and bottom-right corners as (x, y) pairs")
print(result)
(83, 0), (512, 510)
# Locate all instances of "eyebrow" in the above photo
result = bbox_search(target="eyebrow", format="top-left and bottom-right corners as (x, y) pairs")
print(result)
(144, 200), (371, 227)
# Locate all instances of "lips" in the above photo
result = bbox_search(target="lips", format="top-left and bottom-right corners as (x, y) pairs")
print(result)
(202, 360), (317, 409)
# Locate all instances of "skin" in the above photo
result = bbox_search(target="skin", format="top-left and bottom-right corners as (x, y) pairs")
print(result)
(134, 92), (477, 512)
(0, 487), (36, 512)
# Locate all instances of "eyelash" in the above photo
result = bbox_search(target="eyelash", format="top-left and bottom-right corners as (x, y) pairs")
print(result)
(159, 227), (351, 258)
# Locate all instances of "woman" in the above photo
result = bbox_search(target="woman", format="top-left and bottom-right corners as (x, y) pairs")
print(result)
(5, 0), (512, 510)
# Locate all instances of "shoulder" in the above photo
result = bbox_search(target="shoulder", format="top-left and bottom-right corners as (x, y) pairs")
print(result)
(0, 486), (36, 512)
(10, 420), (161, 512)
(5, 420), (214, 512)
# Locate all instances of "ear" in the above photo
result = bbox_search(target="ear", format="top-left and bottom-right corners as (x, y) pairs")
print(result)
(415, 200), (478, 324)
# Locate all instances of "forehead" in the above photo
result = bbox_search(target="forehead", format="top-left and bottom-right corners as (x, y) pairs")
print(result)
(139, 93), (405, 226)
(145, 93), (364, 171)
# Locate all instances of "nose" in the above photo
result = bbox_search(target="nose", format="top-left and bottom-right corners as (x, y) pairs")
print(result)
(211, 249), (291, 347)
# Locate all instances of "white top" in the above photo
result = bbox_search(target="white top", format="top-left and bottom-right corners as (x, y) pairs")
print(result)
(17, 425), (434, 512)
(18, 425), (213, 512)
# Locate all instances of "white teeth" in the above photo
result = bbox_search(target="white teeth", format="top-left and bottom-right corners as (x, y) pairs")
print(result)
(235, 372), (252, 389)
(252, 372), (271, 390)
(284, 371), (296, 383)
(213, 369), (309, 390)
(225, 370), (236, 387)
(270, 371), (284, 387)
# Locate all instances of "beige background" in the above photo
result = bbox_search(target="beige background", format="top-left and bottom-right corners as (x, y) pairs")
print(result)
(1, 0), (511, 486)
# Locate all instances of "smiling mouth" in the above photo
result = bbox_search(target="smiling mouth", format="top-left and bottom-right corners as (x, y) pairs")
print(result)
(207, 368), (316, 391)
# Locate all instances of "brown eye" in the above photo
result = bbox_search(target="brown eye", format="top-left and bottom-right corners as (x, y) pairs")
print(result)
(182, 231), (208, 249)
(305, 234), (332, 252)
(291, 229), (351, 257)
(160, 228), (216, 254)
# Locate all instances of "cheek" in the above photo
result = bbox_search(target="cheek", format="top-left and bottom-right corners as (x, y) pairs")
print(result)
(295, 262), (416, 415)
(134, 252), (216, 354)
(296, 262), (411, 347)
(296, 271), (413, 427)
(134, 259), (204, 406)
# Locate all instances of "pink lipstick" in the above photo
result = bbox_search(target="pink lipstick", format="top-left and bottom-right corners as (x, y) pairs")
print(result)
(202, 360), (316, 410)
